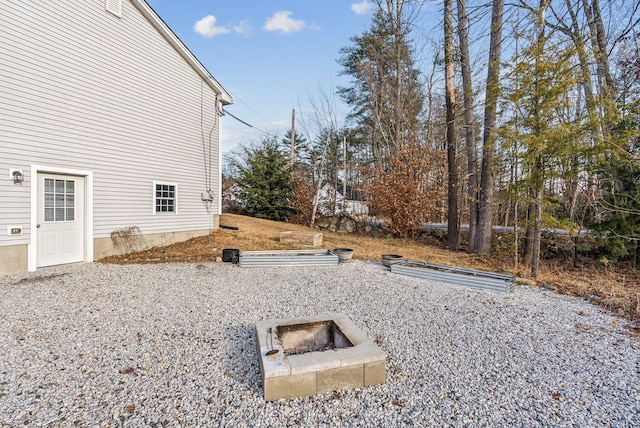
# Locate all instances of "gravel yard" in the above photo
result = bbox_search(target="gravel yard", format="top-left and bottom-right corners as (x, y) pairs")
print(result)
(1, 261), (639, 427)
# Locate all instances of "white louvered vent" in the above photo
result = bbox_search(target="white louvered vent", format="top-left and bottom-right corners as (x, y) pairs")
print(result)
(105, 0), (122, 18)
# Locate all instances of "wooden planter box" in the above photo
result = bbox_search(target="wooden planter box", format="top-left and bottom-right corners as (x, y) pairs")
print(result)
(279, 231), (323, 247)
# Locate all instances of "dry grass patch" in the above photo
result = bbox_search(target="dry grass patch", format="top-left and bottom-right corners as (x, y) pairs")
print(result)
(99, 214), (640, 321)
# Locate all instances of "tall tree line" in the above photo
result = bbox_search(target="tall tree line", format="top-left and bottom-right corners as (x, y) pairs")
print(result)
(339, 0), (639, 273)
(226, 0), (640, 273)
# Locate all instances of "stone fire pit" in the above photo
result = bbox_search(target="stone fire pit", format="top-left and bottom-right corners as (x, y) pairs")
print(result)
(255, 313), (386, 401)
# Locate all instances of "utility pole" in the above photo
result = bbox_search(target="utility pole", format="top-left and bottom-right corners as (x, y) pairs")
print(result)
(290, 108), (295, 165)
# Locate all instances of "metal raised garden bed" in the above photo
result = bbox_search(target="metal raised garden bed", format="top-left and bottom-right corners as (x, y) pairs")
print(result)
(238, 249), (339, 268)
(390, 260), (515, 293)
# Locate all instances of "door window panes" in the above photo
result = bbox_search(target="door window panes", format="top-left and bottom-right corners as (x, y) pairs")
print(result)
(44, 179), (75, 222)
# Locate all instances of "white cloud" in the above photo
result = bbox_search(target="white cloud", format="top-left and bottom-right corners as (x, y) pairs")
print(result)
(194, 15), (230, 37)
(351, 1), (374, 15)
(263, 11), (306, 34)
(270, 120), (290, 130)
(233, 20), (253, 36)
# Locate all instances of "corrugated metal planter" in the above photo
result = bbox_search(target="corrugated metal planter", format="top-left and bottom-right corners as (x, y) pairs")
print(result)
(390, 260), (515, 293)
(239, 250), (339, 268)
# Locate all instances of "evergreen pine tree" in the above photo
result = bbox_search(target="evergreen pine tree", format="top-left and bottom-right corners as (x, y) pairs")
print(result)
(231, 136), (295, 221)
(500, 4), (583, 276)
(591, 106), (640, 265)
(337, 0), (424, 165)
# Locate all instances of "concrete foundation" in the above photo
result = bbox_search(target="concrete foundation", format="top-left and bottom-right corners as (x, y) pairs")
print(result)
(0, 244), (28, 275)
(94, 227), (216, 259)
(0, 215), (219, 275)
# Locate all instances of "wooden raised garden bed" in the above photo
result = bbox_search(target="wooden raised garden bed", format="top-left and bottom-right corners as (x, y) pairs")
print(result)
(279, 231), (323, 247)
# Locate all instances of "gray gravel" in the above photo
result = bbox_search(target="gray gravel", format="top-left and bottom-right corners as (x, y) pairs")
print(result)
(1, 261), (638, 427)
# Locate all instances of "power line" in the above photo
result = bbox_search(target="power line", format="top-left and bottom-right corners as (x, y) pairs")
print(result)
(226, 89), (275, 125)
(222, 109), (269, 135)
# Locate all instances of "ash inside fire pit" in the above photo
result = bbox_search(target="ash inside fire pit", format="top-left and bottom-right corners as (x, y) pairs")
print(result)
(277, 320), (353, 355)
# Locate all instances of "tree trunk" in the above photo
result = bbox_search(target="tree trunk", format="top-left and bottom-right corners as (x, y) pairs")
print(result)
(582, 0), (614, 100)
(530, 0), (550, 278)
(475, 0), (504, 254)
(457, 0), (478, 252)
(523, 199), (535, 264)
(333, 138), (339, 215)
(530, 185), (543, 278)
(393, 0), (404, 150)
(445, 0), (459, 249)
(310, 134), (330, 227)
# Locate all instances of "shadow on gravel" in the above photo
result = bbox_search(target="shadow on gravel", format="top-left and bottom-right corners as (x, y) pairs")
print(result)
(12, 272), (67, 285)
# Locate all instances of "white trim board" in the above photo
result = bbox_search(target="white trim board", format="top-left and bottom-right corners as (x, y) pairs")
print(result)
(152, 180), (179, 215)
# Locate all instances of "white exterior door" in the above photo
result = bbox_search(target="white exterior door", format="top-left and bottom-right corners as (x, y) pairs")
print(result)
(37, 173), (85, 267)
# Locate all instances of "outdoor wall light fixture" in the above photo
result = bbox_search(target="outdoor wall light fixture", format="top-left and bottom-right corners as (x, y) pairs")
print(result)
(11, 169), (24, 184)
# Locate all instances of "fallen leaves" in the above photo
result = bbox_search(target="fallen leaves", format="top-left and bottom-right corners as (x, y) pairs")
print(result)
(389, 366), (405, 376)
(624, 325), (640, 336)
(392, 399), (405, 407)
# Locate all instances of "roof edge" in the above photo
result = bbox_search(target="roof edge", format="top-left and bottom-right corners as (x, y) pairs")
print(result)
(131, 0), (233, 105)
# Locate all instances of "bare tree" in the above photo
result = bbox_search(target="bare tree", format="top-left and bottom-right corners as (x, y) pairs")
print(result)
(310, 133), (330, 227)
(297, 81), (341, 227)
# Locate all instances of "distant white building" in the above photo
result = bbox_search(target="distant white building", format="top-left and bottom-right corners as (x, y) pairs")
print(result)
(315, 183), (369, 217)
(0, 0), (233, 274)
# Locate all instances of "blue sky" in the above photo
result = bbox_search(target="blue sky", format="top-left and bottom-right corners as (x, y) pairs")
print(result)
(146, 0), (381, 153)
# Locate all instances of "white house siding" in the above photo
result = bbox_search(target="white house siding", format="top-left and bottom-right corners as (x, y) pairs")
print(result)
(0, 1), (225, 266)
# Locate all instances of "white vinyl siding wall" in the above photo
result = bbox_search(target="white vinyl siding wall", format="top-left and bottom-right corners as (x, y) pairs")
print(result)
(0, 0), (222, 247)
